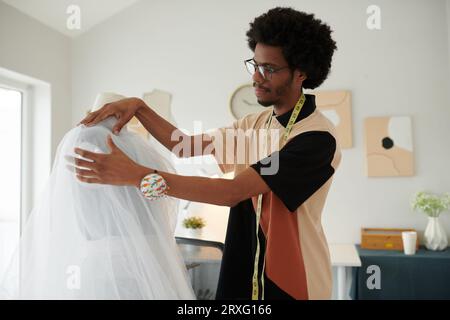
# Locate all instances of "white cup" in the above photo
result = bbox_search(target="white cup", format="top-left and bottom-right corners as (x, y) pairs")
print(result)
(402, 231), (417, 255)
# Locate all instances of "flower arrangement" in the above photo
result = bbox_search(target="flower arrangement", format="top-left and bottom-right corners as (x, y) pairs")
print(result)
(182, 216), (206, 229)
(411, 191), (450, 218)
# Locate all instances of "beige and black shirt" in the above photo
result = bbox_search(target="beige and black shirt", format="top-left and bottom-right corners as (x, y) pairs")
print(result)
(209, 94), (341, 300)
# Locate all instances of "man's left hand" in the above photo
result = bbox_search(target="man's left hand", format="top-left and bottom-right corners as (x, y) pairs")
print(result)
(73, 135), (149, 187)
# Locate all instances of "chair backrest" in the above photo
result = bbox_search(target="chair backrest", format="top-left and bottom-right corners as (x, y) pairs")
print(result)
(175, 236), (224, 300)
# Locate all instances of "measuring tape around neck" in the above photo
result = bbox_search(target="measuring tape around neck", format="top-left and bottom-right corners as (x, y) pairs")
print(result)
(251, 92), (306, 300)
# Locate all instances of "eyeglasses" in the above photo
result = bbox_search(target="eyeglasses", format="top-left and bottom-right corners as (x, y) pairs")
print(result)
(244, 59), (290, 80)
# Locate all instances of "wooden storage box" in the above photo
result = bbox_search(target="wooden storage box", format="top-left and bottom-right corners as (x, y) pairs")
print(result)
(361, 228), (419, 251)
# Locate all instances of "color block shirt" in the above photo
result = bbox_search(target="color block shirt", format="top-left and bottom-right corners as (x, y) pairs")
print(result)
(209, 94), (341, 300)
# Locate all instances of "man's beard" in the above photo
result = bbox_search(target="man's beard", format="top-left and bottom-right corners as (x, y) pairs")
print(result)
(257, 98), (273, 107)
(255, 78), (293, 107)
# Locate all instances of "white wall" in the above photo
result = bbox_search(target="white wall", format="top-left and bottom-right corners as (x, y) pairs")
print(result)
(447, 0), (450, 91)
(71, 0), (450, 244)
(0, 1), (71, 162)
(322, 0), (450, 243)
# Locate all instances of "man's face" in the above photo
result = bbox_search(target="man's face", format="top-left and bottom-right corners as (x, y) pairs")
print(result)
(252, 43), (297, 107)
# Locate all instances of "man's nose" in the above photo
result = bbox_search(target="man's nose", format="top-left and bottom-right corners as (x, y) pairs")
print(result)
(252, 68), (265, 84)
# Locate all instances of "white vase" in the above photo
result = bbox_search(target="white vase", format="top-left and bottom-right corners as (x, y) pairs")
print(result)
(183, 228), (203, 253)
(185, 228), (203, 239)
(424, 216), (448, 251)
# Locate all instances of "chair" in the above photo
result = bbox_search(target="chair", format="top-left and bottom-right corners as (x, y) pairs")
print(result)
(175, 236), (224, 300)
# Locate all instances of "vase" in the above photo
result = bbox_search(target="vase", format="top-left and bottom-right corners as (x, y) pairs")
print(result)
(183, 228), (203, 253)
(424, 216), (448, 251)
(185, 228), (203, 239)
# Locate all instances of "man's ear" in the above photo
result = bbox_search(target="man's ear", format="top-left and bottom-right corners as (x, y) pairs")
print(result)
(299, 71), (307, 82)
(294, 69), (307, 84)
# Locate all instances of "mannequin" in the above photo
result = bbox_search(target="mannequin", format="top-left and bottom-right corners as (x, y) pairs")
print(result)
(0, 93), (195, 299)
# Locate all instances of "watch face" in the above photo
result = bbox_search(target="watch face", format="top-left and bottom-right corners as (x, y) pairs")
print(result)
(229, 84), (267, 120)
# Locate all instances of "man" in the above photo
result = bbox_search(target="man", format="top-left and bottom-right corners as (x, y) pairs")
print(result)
(78, 7), (339, 300)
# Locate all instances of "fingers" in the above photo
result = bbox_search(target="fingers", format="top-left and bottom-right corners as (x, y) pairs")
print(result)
(76, 175), (102, 184)
(112, 122), (124, 135)
(75, 166), (97, 177)
(66, 159), (101, 184)
(66, 152), (99, 171)
(78, 110), (100, 126)
(112, 115), (130, 135)
(78, 103), (112, 127)
(84, 110), (108, 127)
(106, 135), (118, 151)
(75, 157), (98, 171)
(74, 148), (102, 162)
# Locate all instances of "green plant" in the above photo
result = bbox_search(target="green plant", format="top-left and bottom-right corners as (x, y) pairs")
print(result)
(411, 191), (450, 217)
(182, 216), (206, 229)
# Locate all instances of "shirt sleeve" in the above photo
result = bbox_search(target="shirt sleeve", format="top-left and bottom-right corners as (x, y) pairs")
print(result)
(250, 131), (337, 212)
(206, 118), (241, 174)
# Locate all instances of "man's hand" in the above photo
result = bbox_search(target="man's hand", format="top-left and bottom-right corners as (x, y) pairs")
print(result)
(78, 97), (145, 135)
(73, 135), (150, 187)
(71, 135), (270, 206)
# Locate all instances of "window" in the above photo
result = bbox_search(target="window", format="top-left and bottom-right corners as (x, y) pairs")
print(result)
(0, 86), (22, 278)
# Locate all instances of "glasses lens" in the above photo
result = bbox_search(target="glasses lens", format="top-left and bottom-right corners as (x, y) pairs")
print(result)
(245, 60), (269, 79)
(245, 60), (255, 76)
(258, 66), (269, 80)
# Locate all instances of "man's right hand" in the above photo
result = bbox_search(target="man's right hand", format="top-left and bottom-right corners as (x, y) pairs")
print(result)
(78, 97), (145, 135)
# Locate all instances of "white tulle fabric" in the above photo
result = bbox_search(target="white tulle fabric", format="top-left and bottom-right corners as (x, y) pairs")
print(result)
(0, 117), (195, 299)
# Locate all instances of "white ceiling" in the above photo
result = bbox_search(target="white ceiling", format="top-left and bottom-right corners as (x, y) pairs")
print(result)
(2, 0), (140, 37)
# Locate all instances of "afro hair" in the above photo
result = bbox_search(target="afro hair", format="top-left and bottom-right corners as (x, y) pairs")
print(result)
(246, 7), (337, 89)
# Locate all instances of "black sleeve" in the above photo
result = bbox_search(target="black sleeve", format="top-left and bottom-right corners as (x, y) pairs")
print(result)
(250, 131), (336, 212)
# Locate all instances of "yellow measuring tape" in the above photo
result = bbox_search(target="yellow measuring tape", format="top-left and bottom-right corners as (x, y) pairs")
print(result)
(251, 92), (306, 300)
